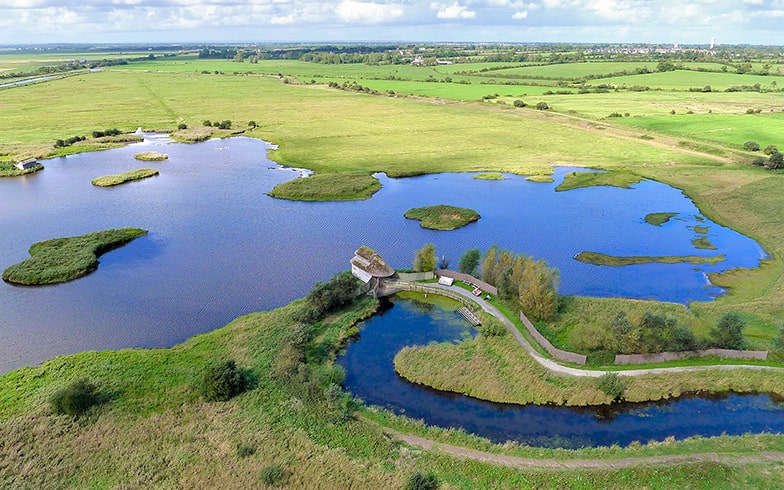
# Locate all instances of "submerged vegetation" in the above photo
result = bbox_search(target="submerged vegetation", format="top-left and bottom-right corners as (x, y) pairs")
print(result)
(91, 168), (159, 187)
(2, 228), (147, 285)
(268, 174), (381, 201)
(404, 205), (480, 230)
(575, 251), (725, 266)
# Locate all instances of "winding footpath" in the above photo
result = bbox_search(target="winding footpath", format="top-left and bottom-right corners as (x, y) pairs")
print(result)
(425, 282), (784, 378)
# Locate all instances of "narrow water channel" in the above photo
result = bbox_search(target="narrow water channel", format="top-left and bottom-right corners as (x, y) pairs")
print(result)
(338, 297), (784, 448)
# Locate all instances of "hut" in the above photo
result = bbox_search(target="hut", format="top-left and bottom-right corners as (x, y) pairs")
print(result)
(350, 246), (396, 296)
(15, 158), (38, 171)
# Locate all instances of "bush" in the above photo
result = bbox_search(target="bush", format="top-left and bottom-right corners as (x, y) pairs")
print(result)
(200, 360), (248, 401)
(218, 120), (232, 130)
(752, 156), (767, 166)
(764, 144), (778, 155)
(768, 152), (784, 170)
(248, 120), (257, 128)
(743, 140), (761, 151)
(513, 99), (526, 108)
(597, 372), (625, 401)
(260, 465), (286, 486)
(50, 378), (102, 416)
(202, 120), (212, 127)
(177, 123), (187, 130)
(535, 101), (549, 110)
(405, 471), (439, 490)
(237, 444), (255, 458)
(711, 312), (746, 350)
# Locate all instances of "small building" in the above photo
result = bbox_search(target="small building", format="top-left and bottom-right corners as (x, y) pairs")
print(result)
(15, 158), (38, 171)
(350, 245), (396, 296)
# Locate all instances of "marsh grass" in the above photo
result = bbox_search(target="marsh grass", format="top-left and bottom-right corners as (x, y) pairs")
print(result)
(403, 205), (480, 230)
(473, 172), (504, 180)
(2, 228), (147, 285)
(556, 171), (643, 191)
(525, 175), (555, 183)
(134, 151), (168, 161)
(0, 160), (43, 177)
(575, 251), (725, 267)
(645, 212), (677, 226)
(268, 173), (382, 201)
(91, 168), (159, 187)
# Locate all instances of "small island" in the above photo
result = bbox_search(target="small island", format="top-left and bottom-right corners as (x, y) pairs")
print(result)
(645, 212), (677, 226)
(134, 152), (169, 161)
(92, 168), (160, 187)
(556, 170), (643, 192)
(404, 205), (480, 230)
(268, 173), (382, 201)
(575, 251), (725, 266)
(692, 236), (717, 250)
(473, 172), (504, 180)
(525, 175), (555, 183)
(2, 228), (147, 285)
(0, 159), (43, 177)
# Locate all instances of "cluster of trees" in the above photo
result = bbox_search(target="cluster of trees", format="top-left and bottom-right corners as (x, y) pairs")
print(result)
(202, 119), (232, 130)
(54, 135), (86, 148)
(414, 244), (559, 322)
(746, 141), (784, 170)
(293, 271), (360, 324)
(91, 128), (121, 138)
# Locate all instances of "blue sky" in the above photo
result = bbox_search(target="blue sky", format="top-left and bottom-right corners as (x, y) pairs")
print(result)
(1, 0), (782, 45)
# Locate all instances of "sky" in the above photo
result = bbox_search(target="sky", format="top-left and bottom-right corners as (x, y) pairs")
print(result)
(0, 0), (782, 46)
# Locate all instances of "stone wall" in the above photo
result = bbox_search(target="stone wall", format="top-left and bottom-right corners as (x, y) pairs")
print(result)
(615, 349), (768, 365)
(519, 312), (587, 365)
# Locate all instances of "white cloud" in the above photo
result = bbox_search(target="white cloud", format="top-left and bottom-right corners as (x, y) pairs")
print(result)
(433, 2), (476, 19)
(512, 10), (527, 18)
(336, 1), (404, 23)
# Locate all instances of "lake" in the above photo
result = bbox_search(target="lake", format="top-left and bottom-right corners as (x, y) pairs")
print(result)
(0, 134), (765, 373)
(338, 296), (784, 448)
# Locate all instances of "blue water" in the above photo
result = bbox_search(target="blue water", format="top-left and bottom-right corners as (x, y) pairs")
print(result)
(0, 135), (765, 373)
(339, 297), (784, 448)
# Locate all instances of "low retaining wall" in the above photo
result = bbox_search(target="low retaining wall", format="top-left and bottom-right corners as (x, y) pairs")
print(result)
(435, 270), (498, 296)
(519, 312), (587, 365)
(386, 282), (479, 310)
(615, 348), (768, 365)
(396, 271), (435, 282)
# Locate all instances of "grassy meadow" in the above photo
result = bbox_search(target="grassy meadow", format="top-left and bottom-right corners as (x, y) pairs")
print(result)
(3, 51), (784, 485)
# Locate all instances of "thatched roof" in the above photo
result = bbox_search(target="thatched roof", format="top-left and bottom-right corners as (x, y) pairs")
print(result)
(350, 246), (395, 281)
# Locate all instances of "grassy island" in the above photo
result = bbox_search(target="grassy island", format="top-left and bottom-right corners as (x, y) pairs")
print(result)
(556, 171), (643, 192)
(2, 228), (147, 285)
(473, 172), (504, 180)
(525, 175), (555, 183)
(575, 251), (725, 267)
(134, 152), (168, 161)
(645, 212), (678, 226)
(268, 173), (382, 201)
(91, 168), (159, 187)
(692, 236), (718, 250)
(404, 205), (480, 230)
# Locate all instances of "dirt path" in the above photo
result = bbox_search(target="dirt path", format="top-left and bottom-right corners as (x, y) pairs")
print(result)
(390, 430), (784, 469)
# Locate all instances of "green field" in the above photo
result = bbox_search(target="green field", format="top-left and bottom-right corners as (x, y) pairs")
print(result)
(592, 70), (784, 91)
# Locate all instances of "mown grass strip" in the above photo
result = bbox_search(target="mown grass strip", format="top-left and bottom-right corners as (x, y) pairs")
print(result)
(575, 251), (725, 266)
(91, 168), (159, 187)
(2, 228), (147, 285)
(404, 205), (480, 230)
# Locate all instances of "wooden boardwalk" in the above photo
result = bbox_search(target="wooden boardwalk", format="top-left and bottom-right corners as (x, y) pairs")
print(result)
(457, 307), (481, 326)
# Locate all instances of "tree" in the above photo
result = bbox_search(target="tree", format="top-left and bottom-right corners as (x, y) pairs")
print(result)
(764, 144), (779, 155)
(518, 258), (559, 321)
(710, 312), (746, 350)
(458, 248), (481, 275)
(768, 151), (784, 170)
(413, 243), (437, 272)
(744, 140), (761, 152)
(480, 245), (498, 284)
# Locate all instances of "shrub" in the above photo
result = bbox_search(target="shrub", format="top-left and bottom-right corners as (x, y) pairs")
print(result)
(202, 120), (212, 127)
(177, 123), (187, 130)
(597, 372), (625, 401)
(710, 312), (746, 350)
(200, 360), (248, 401)
(260, 465), (286, 486)
(405, 471), (439, 490)
(237, 444), (255, 458)
(764, 144), (778, 155)
(50, 378), (102, 416)
(752, 156), (767, 166)
(513, 99), (526, 108)
(218, 120), (232, 130)
(768, 152), (784, 170)
(248, 120), (257, 128)
(743, 140), (761, 151)
(535, 101), (549, 110)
